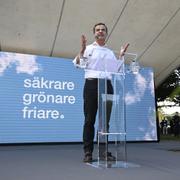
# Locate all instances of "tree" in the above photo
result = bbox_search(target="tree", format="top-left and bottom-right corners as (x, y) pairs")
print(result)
(156, 66), (180, 106)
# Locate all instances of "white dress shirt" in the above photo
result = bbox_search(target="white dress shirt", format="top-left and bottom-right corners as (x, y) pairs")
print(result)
(73, 42), (123, 79)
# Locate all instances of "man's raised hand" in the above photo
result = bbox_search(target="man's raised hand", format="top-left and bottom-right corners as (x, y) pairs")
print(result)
(119, 43), (130, 58)
(80, 35), (87, 56)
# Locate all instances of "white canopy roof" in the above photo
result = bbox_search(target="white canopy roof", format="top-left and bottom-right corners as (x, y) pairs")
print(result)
(0, 0), (180, 86)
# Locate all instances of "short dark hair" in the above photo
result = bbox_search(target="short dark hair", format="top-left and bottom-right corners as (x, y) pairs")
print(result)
(93, 23), (108, 34)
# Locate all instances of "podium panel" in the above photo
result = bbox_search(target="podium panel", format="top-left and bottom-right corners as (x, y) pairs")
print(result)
(87, 71), (140, 168)
(78, 54), (142, 168)
(96, 73), (127, 168)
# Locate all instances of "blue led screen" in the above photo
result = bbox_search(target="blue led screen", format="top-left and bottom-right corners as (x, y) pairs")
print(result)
(0, 52), (157, 143)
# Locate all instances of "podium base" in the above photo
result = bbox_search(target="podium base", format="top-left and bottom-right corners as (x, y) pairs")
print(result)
(86, 160), (140, 168)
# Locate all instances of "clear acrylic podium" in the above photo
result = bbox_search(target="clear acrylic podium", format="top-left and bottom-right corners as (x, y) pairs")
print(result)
(78, 53), (140, 168)
(91, 71), (128, 168)
(98, 73), (126, 168)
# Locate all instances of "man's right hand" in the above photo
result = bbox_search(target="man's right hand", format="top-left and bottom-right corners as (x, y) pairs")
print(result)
(76, 35), (87, 65)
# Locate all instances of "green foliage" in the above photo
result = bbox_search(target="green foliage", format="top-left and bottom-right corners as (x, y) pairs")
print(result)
(156, 66), (180, 106)
(157, 108), (165, 121)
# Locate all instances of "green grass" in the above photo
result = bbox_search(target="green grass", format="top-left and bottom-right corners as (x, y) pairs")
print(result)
(160, 134), (180, 141)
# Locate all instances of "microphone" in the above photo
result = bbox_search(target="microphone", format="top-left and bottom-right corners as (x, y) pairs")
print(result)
(95, 35), (100, 39)
(95, 34), (107, 40)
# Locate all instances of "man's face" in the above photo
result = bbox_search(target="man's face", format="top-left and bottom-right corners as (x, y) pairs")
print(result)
(94, 25), (107, 40)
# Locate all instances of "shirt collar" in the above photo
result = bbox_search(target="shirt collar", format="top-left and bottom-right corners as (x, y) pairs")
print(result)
(92, 41), (107, 47)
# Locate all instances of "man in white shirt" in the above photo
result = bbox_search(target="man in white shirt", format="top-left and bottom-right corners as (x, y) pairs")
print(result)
(73, 23), (129, 162)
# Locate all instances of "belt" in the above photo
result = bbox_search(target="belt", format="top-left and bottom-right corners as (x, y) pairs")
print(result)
(86, 78), (111, 82)
(86, 78), (97, 80)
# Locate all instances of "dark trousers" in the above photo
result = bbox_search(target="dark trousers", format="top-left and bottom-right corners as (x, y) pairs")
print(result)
(83, 78), (113, 153)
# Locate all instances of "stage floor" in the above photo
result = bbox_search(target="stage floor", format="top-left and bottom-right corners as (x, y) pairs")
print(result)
(0, 141), (180, 180)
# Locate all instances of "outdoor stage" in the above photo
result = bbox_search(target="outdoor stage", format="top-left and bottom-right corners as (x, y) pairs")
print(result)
(0, 141), (180, 180)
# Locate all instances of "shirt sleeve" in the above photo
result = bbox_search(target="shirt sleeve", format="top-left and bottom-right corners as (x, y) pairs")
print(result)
(72, 56), (79, 67)
(73, 48), (89, 68)
(105, 50), (124, 73)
